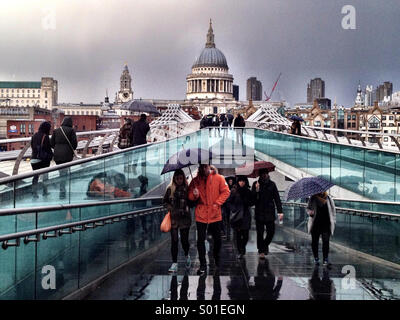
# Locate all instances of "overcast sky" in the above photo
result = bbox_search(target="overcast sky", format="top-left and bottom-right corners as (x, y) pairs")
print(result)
(0, 0), (399, 107)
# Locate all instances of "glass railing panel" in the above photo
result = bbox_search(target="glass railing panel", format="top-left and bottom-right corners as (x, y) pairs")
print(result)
(0, 181), (14, 209)
(81, 203), (110, 220)
(36, 231), (79, 300)
(107, 220), (129, 270)
(305, 138), (323, 177)
(372, 218), (400, 265)
(330, 212), (352, 248)
(0, 247), (16, 299)
(78, 222), (109, 287)
(364, 150), (396, 201)
(38, 208), (80, 229)
(348, 215), (373, 256)
(396, 154), (400, 202)
(70, 158), (106, 203)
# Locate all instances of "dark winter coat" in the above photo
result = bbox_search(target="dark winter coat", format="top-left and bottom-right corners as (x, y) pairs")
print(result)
(131, 119), (150, 146)
(222, 119), (229, 127)
(251, 178), (283, 222)
(118, 120), (134, 148)
(31, 121), (53, 164)
(200, 117), (207, 129)
(234, 115), (245, 128)
(50, 117), (77, 164)
(163, 184), (192, 229)
(227, 183), (254, 230)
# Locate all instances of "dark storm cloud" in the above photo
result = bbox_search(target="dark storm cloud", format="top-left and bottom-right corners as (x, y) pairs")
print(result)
(0, 0), (399, 107)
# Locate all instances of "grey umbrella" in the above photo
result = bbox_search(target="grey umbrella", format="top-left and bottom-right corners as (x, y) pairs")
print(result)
(121, 100), (161, 115)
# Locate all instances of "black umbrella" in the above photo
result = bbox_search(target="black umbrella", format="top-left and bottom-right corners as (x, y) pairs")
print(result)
(121, 100), (161, 115)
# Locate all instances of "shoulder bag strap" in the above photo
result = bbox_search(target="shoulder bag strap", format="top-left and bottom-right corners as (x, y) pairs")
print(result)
(60, 126), (75, 153)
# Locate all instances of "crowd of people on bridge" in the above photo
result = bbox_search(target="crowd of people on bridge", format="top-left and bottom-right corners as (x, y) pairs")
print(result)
(162, 160), (336, 275)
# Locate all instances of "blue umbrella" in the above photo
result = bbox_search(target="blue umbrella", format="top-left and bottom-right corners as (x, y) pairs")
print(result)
(285, 176), (334, 201)
(161, 148), (215, 175)
(289, 115), (304, 121)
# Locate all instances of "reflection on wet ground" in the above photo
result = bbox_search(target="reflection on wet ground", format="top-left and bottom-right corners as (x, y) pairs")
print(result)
(85, 225), (400, 300)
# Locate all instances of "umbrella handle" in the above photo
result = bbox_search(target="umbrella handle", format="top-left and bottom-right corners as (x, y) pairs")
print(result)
(181, 144), (194, 180)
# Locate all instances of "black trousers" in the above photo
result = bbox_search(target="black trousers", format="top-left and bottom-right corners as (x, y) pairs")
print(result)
(196, 221), (221, 267)
(31, 161), (50, 193)
(235, 229), (249, 255)
(170, 227), (190, 263)
(256, 220), (275, 254)
(311, 228), (331, 260)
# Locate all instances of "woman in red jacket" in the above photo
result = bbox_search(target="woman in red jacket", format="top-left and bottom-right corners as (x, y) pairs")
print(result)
(188, 164), (230, 275)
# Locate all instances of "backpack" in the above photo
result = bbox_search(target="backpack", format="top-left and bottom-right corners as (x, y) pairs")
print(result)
(118, 124), (132, 149)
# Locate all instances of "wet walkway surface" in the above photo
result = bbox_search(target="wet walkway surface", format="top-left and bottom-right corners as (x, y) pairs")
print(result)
(85, 224), (400, 300)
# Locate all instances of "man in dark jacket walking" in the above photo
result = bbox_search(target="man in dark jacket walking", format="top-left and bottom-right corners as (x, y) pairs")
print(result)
(251, 169), (283, 259)
(50, 117), (77, 199)
(130, 114), (150, 176)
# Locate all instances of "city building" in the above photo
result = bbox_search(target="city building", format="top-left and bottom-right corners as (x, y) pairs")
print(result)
(355, 83), (365, 106)
(115, 64), (133, 104)
(185, 19), (239, 115)
(307, 78), (325, 103)
(0, 77), (58, 110)
(233, 85), (239, 101)
(246, 77), (262, 101)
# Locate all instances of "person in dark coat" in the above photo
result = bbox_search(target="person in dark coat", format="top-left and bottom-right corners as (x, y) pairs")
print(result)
(221, 115), (229, 138)
(290, 120), (301, 135)
(50, 117), (77, 199)
(130, 114), (150, 175)
(233, 114), (245, 144)
(131, 113), (150, 146)
(227, 176), (254, 259)
(163, 169), (192, 273)
(212, 114), (221, 137)
(200, 116), (208, 129)
(30, 121), (53, 198)
(221, 176), (236, 238)
(251, 168), (283, 258)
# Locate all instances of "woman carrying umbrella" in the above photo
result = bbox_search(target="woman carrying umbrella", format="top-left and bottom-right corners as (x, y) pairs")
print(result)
(307, 191), (336, 267)
(162, 169), (192, 273)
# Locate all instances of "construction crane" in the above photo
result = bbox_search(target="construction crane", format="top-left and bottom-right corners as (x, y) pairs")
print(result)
(264, 73), (282, 101)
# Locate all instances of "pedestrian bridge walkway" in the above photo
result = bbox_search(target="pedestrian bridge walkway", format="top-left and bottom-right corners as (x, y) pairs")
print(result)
(0, 127), (399, 300)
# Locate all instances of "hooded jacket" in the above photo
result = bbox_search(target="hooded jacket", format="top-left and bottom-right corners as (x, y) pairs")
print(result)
(31, 121), (53, 162)
(226, 177), (254, 230)
(50, 117), (77, 164)
(188, 167), (230, 224)
(251, 177), (282, 222)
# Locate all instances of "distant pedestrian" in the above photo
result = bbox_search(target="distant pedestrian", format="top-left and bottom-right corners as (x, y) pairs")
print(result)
(290, 119), (301, 136)
(50, 117), (77, 199)
(188, 164), (230, 275)
(227, 176), (254, 259)
(118, 118), (134, 149)
(30, 121), (53, 198)
(251, 168), (283, 259)
(233, 113), (245, 144)
(163, 169), (192, 273)
(221, 115), (229, 138)
(307, 192), (336, 267)
(212, 114), (221, 137)
(131, 114), (150, 175)
(131, 114), (150, 146)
